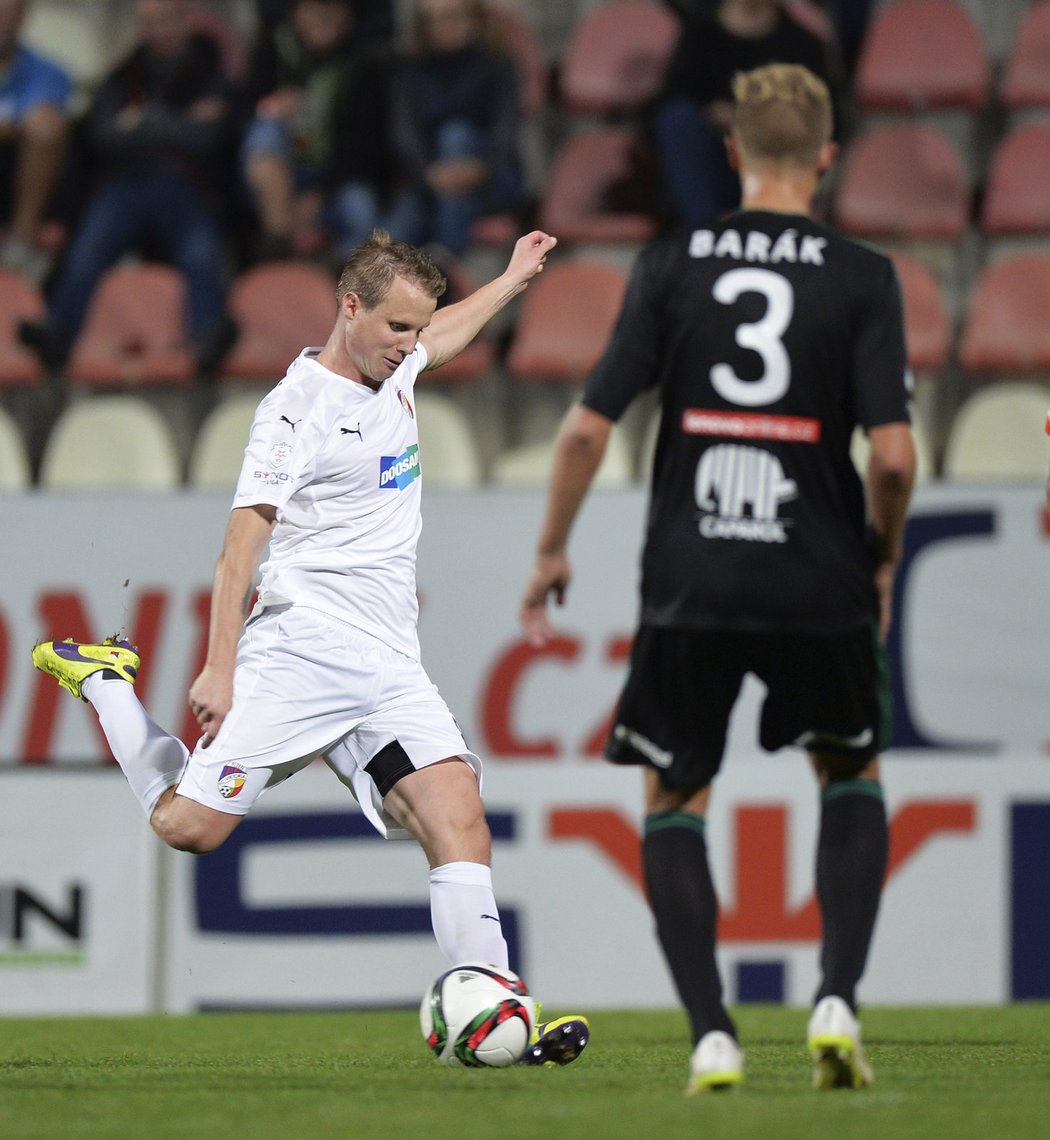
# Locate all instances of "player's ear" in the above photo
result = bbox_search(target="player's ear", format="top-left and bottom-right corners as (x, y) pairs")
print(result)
(725, 134), (741, 172)
(817, 140), (838, 175)
(342, 290), (361, 320)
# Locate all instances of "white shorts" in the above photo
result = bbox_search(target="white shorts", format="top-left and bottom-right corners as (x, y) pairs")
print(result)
(175, 605), (481, 838)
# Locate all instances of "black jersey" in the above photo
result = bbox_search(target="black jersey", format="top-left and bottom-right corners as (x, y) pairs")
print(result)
(582, 210), (910, 634)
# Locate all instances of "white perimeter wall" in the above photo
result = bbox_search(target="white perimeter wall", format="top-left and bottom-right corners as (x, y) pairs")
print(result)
(1, 484), (1048, 1012)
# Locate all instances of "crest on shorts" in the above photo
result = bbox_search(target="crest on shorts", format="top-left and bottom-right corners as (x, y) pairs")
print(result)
(218, 763), (248, 799)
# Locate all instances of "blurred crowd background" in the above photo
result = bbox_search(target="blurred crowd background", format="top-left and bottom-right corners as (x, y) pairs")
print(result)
(0, 0), (1048, 495)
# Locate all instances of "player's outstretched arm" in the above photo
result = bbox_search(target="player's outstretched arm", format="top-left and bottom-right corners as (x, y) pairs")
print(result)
(520, 403), (613, 647)
(188, 503), (276, 746)
(420, 231), (557, 371)
(866, 422), (916, 642)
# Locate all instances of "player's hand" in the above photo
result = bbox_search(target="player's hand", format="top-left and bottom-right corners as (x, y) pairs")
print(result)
(519, 553), (571, 647)
(505, 231), (557, 295)
(188, 666), (234, 748)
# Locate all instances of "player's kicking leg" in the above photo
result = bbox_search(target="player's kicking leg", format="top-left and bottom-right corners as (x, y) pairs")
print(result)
(382, 757), (589, 1067)
(31, 636), (239, 853)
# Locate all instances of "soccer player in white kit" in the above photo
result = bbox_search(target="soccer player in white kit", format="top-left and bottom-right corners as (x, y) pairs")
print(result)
(32, 228), (589, 1066)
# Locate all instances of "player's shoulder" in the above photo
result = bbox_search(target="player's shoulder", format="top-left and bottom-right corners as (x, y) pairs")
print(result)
(814, 219), (896, 272)
(630, 228), (696, 289)
(816, 222), (901, 301)
(253, 351), (332, 423)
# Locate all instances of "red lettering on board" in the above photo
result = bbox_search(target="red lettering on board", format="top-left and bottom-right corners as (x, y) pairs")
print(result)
(549, 799), (977, 942)
(481, 638), (581, 757)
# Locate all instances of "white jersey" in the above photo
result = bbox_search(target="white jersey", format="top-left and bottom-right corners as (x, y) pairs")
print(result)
(231, 345), (428, 659)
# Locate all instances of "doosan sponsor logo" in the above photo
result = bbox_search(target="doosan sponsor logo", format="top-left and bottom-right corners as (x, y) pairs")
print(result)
(379, 445), (421, 490)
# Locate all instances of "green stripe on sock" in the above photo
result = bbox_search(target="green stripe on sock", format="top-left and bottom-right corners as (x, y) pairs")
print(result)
(821, 779), (884, 805)
(644, 810), (706, 837)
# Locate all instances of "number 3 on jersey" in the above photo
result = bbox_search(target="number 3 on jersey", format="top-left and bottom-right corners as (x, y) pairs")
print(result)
(710, 268), (793, 407)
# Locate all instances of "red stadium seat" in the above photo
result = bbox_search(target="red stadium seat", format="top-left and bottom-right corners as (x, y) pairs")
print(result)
(1001, 0), (1050, 109)
(221, 261), (336, 382)
(538, 127), (660, 244)
(559, 1), (680, 116)
(853, 0), (990, 111)
(505, 260), (627, 382)
(67, 263), (195, 389)
(888, 253), (952, 373)
(958, 254), (1050, 375)
(981, 123), (1050, 236)
(0, 268), (46, 388)
(833, 124), (970, 240)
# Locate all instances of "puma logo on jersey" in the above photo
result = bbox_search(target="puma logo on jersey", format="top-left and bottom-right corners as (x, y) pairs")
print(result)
(340, 423), (363, 440)
(280, 415), (302, 431)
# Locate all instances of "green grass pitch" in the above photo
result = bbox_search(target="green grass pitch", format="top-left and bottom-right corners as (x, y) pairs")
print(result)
(3, 1005), (1049, 1139)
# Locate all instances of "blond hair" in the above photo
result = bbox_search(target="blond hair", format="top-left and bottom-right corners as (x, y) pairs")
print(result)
(336, 229), (447, 308)
(731, 63), (833, 169)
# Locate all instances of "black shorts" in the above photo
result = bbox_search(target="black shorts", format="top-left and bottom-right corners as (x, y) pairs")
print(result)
(605, 624), (890, 790)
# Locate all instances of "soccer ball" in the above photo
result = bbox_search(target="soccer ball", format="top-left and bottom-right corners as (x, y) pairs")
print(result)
(420, 962), (536, 1068)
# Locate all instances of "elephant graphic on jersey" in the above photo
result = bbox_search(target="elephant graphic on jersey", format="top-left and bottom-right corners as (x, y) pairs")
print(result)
(695, 443), (797, 542)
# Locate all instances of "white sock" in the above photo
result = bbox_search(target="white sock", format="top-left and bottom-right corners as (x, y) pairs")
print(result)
(83, 673), (189, 819)
(429, 861), (509, 969)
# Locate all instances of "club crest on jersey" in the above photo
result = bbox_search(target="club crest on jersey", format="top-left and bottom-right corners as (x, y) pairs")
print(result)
(269, 442), (292, 467)
(397, 389), (414, 418)
(379, 443), (421, 490)
(217, 763), (248, 799)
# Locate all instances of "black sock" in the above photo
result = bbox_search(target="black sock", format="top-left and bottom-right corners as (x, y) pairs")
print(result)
(643, 811), (736, 1045)
(814, 780), (888, 1012)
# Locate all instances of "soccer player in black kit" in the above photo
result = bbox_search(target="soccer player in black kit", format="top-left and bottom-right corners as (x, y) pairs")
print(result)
(519, 63), (915, 1093)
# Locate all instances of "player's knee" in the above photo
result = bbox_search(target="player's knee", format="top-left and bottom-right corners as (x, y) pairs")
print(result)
(151, 798), (236, 854)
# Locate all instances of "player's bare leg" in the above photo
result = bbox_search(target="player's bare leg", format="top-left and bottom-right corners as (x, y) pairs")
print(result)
(150, 788), (243, 854)
(383, 757), (492, 868)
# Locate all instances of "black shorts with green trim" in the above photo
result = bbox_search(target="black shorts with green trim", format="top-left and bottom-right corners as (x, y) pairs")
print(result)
(604, 624), (890, 790)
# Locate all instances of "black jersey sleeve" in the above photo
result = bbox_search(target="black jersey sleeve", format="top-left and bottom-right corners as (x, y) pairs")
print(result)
(851, 254), (911, 429)
(581, 241), (673, 422)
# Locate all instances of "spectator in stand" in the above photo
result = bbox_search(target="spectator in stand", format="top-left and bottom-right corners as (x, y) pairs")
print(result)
(387, 0), (524, 256)
(241, 0), (396, 263)
(0, 0), (72, 283)
(827, 0), (874, 80)
(18, 0), (238, 379)
(254, 0), (395, 46)
(650, 0), (830, 230)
